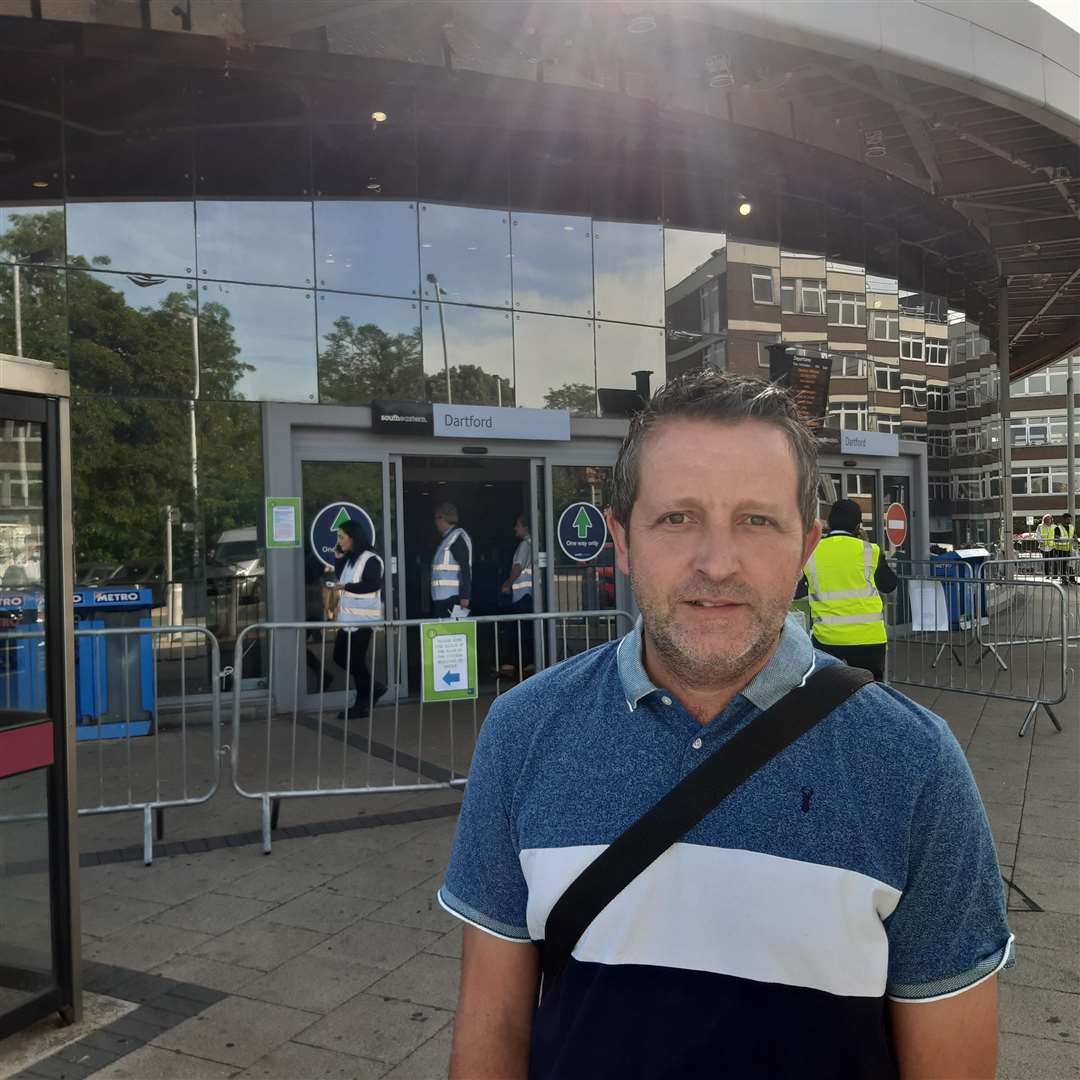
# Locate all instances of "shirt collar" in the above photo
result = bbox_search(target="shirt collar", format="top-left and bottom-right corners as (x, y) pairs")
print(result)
(617, 612), (816, 713)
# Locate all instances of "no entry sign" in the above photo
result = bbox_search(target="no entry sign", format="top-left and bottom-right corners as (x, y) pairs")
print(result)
(884, 502), (908, 548)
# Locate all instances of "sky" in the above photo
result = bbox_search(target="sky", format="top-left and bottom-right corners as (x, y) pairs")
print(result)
(1031, 0), (1080, 32)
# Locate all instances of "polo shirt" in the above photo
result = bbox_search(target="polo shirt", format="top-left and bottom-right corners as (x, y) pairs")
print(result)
(439, 615), (1014, 1079)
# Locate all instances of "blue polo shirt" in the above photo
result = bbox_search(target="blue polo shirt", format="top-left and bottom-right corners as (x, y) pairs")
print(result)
(439, 615), (1013, 1079)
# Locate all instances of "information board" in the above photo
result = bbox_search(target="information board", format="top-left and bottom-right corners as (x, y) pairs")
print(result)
(421, 620), (479, 703)
(767, 344), (833, 429)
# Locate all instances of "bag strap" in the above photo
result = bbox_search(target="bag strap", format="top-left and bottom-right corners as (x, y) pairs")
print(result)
(541, 663), (872, 990)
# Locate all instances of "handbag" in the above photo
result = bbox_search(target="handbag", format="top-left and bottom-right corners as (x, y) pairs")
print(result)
(541, 663), (873, 992)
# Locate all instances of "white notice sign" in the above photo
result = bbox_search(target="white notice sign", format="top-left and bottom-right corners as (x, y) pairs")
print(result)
(272, 505), (297, 545)
(431, 633), (471, 693)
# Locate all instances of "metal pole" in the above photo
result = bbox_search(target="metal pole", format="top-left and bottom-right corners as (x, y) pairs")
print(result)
(427, 273), (451, 404)
(189, 315), (201, 571)
(998, 280), (1015, 561)
(13, 263), (22, 357)
(1067, 352), (1076, 522)
(164, 505), (174, 624)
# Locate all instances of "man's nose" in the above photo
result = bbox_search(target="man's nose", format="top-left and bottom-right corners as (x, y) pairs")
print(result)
(692, 522), (741, 582)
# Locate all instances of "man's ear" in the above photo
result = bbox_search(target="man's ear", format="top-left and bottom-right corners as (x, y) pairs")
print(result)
(608, 509), (631, 576)
(800, 517), (823, 571)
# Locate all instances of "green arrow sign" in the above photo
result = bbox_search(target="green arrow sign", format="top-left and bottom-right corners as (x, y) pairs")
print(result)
(330, 507), (352, 530)
(573, 507), (592, 538)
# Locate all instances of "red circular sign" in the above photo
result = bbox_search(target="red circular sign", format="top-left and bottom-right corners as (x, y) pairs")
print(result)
(884, 502), (908, 548)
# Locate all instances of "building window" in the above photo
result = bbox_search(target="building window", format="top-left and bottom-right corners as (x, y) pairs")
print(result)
(988, 472), (1001, 498)
(901, 381), (927, 408)
(834, 353), (866, 378)
(925, 340), (949, 365)
(876, 418), (901, 435)
(751, 268), (776, 305)
(1019, 371), (1049, 396)
(928, 432), (949, 457)
(847, 474), (875, 495)
(929, 476), (949, 501)
(900, 332), (924, 361)
(827, 403), (868, 430)
(827, 292), (866, 327)
(755, 335), (781, 368)
(901, 424), (927, 442)
(926, 386), (949, 410)
(869, 310), (898, 341)
(780, 278), (826, 315)
(700, 277), (722, 334)
(874, 366), (901, 392)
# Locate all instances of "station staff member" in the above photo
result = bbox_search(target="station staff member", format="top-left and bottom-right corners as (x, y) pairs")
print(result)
(328, 520), (386, 720)
(431, 502), (473, 618)
(1038, 513), (1058, 578)
(499, 515), (535, 674)
(800, 498), (897, 681)
(1056, 512), (1077, 584)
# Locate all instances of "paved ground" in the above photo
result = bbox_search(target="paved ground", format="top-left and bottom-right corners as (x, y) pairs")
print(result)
(2, 662), (1078, 1079)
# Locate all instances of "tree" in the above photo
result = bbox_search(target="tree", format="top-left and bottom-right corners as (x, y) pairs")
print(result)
(426, 363), (512, 407)
(317, 315), (423, 403)
(544, 382), (597, 416)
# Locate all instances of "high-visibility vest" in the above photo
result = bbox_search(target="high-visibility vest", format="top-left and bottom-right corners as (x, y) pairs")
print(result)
(1038, 523), (1058, 552)
(511, 537), (533, 597)
(431, 527), (472, 601)
(803, 533), (886, 646)
(1054, 524), (1075, 553)
(337, 551), (384, 625)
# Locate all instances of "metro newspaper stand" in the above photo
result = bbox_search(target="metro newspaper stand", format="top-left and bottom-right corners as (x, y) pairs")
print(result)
(0, 355), (80, 1037)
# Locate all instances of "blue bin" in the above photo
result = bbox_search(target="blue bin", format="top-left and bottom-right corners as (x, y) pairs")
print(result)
(74, 586), (156, 741)
(0, 592), (46, 711)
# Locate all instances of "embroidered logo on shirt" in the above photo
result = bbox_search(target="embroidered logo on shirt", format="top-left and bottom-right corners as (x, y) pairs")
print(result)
(800, 787), (814, 813)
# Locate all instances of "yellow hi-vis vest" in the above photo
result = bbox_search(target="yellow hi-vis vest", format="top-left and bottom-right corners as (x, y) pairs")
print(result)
(803, 533), (886, 646)
(1054, 523), (1075, 553)
(1038, 523), (1058, 552)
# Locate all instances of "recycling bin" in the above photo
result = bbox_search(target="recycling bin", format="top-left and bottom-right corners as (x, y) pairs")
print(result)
(73, 586), (155, 740)
(0, 591), (46, 711)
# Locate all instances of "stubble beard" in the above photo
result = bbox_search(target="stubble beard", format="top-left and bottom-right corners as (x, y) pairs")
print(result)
(632, 567), (789, 691)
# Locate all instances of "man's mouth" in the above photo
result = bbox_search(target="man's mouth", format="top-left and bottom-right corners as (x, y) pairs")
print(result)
(685, 599), (741, 608)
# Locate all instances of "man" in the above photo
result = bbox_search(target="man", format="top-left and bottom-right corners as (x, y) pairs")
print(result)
(798, 498), (897, 681)
(440, 371), (1011, 1079)
(1054, 512), (1076, 585)
(498, 515), (535, 675)
(431, 502), (472, 618)
(1037, 512), (1058, 579)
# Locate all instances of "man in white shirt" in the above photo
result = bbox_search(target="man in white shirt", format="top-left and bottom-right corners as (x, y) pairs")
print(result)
(499, 515), (534, 674)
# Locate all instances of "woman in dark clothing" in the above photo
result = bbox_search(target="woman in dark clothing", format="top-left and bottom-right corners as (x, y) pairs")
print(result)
(328, 520), (387, 720)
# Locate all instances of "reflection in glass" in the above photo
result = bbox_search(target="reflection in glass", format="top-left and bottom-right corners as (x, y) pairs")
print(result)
(314, 201), (418, 297)
(514, 313), (595, 416)
(593, 221), (663, 326)
(0, 417), (45, 599)
(664, 228), (727, 374)
(67, 201), (195, 277)
(317, 293), (423, 404)
(1, 205), (65, 267)
(419, 204), (510, 309)
(421, 303), (513, 406)
(69, 270), (196, 397)
(510, 213), (592, 318)
(595, 322), (664, 411)
(0, 266), (66, 367)
(196, 201), (314, 287)
(199, 281), (317, 403)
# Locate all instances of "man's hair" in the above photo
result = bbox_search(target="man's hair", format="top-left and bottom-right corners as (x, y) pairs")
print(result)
(435, 502), (459, 525)
(610, 370), (820, 532)
(516, 514), (528, 529)
(827, 499), (862, 533)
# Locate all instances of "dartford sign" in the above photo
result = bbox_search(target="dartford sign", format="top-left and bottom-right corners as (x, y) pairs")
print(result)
(433, 404), (570, 441)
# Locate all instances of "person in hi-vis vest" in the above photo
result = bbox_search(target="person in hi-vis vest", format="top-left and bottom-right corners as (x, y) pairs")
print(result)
(1055, 512), (1077, 584)
(800, 498), (897, 682)
(498, 514), (535, 675)
(431, 502), (473, 619)
(1037, 513), (1059, 579)
(327, 520), (386, 720)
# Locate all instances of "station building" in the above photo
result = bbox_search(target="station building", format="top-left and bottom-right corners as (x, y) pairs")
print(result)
(0, 0), (1077, 695)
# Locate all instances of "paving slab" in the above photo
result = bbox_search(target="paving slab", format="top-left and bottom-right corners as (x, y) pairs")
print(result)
(152, 996), (319, 1069)
(78, 895), (170, 940)
(217, 865), (332, 905)
(235, 1041), (388, 1080)
(1010, 856), (1080, 915)
(83, 924), (212, 974)
(148, 956), (263, 995)
(1016, 833), (1079, 863)
(368, 954), (461, 1012)
(1020, 798), (1080, 842)
(107, 862), (220, 907)
(367, 880), (457, 935)
(1009, 911), (1080, 952)
(262, 887), (380, 934)
(87, 1045), (238, 1079)
(380, 1025), (454, 1080)
(239, 953), (385, 1014)
(297, 993), (453, 1065)
(190, 918), (327, 972)
(327, 862), (438, 903)
(310, 919), (441, 970)
(1004, 943), (1080, 994)
(999, 983), (1080, 1044)
(424, 925), (463, 960)
(998, 1032), (1080, 1080)
(151, 893), (275, 937)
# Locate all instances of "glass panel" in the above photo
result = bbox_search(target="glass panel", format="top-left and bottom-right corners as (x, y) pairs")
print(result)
(593, 221), (664, 326)
(550, 465), (615, 622)
(513, 313), (595, 416)
(510, 212), (593, 318)
(0, 770), (55, 1010)
(0, 266), (66, 368)
(421, 303), (513, 406)
(196, 201), (314, 288)
(314, 200), (418, 297)
(69, 270), (197, 397)
(595, 321), (664, 415)
(419, 204), (511, 309)
(66, 201), (195, 277)
(198, 282), (317, 403)
(0, 56), (63, 203)
(317, 293), (424, 404)
(1, 205), (65, 268)
(884, 474), (912, 559)
(844, 472), (879, 544)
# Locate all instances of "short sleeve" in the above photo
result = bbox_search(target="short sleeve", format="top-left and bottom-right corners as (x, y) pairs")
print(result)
(438, 700), (531, 941)
(884, 727), (1014, 1002)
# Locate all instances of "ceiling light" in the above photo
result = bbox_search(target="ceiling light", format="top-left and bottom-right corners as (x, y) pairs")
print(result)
(31, 179), (49, 189)
(737, 199), (752, 217)
(366, 180), (382, 192)
(627, 15), (656, 33)
(371, 111), (387, 123)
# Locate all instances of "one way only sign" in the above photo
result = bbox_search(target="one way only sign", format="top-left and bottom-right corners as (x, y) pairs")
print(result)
(557, 501), (608, 563)
(421, 620), (478, 703)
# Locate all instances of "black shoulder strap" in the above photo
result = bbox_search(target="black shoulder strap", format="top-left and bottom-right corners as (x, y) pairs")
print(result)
(541, 663), (872, 990)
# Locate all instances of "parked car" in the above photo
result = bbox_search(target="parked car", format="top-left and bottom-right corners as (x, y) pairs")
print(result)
(206, 527), (264, 602)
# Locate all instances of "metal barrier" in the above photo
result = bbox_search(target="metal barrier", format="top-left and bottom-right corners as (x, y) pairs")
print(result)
(230, 610), (634, 853)
(885, 574), (1069, 737)
(977, 557), (1079, 646)
(0, 624), (221, 865)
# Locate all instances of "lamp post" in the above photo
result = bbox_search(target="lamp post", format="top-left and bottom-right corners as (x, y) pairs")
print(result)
(426, 272), (452, 404)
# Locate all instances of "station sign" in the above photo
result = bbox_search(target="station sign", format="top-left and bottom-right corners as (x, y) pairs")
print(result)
(884, 503), (908, 548)
(310, 502), (376, 569)
(371, 400), (434, 436)
(433, 403), (570, 441)
(557, 502), (608, 563)
(838, 429), (899, 457)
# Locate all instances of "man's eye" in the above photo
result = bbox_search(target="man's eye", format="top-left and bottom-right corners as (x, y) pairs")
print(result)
(748, 515), (772, 527)
(663, 513), (688, 525)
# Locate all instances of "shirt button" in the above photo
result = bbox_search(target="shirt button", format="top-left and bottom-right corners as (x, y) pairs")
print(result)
(691, 737), (703, 750)
(661, 695), (673, 706)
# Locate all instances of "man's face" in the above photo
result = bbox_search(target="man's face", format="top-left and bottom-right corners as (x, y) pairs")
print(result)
(434, 513), (448, 534)
(514, 519), (529, 539)
(609, 418), (821, 692)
